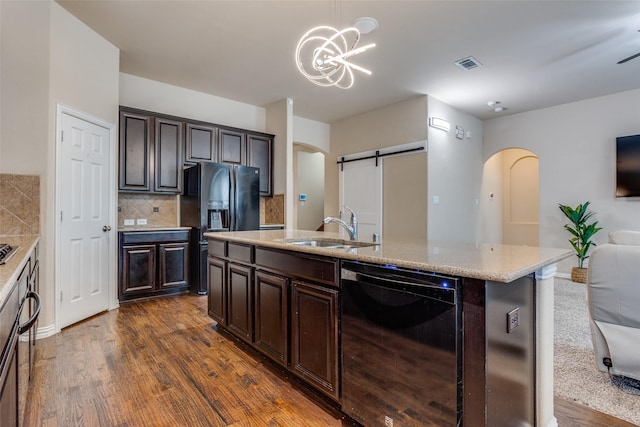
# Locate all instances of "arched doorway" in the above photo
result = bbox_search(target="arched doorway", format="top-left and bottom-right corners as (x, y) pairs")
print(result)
(482, 148), (539, 246)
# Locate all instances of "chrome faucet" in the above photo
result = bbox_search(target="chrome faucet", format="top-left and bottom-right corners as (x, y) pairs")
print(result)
(323, 205), (358, 241)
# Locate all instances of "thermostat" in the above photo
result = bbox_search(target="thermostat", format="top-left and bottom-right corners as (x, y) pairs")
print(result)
(299, 193), (307, 201)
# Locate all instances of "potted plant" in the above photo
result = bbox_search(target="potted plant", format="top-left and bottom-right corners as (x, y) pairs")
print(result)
(558, 201), (602, 283)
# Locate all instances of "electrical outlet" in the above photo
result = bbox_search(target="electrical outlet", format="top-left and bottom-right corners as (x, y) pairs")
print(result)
(153, 207), (159, 212)
(507, 307), (520, 333)
(124, 219), (135, 226)
(137, 218), (147, 225)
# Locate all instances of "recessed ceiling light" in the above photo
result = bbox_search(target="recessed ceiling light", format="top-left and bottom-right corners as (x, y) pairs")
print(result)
(487, 101), (500, 107)
(352, 17), (378, 35)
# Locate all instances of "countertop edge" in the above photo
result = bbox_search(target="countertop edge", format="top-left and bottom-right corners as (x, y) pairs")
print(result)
(204, 231), (572, 283)
(0, 235), (40, 308)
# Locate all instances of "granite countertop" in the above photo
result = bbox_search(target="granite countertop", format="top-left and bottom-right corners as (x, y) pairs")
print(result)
(0, 234), (39, 307)
(203, 229), (572, 283)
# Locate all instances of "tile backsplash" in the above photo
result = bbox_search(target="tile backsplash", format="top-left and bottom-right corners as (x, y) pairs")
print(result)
(263, 194), (284, 224)
(118, 193), (178, 228)
(0, 173), (40, 235)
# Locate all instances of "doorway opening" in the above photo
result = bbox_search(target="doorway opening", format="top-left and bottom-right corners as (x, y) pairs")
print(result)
(293, 144), (325, 231)
(481, 148), (539, 246)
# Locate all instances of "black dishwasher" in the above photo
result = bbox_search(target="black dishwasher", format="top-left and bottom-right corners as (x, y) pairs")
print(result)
(341, 261), (462, 427)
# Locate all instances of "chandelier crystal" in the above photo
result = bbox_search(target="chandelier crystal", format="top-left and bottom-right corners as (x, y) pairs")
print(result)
(295, 25), (375, 89)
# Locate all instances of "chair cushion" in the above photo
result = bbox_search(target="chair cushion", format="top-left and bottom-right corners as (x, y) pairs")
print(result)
(608, 230), (640, 245)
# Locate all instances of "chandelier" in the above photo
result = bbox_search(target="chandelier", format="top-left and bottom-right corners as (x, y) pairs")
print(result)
(295, 22), (376, 89)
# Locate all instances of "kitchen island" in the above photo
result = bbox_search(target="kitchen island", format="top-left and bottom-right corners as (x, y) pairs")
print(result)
(204, 229), (571, 427)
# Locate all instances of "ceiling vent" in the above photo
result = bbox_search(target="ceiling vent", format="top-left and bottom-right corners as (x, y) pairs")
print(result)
(455, 56), (482, 71)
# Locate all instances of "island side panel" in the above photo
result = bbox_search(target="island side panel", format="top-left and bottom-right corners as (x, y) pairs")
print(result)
(462, 278), (487, 427)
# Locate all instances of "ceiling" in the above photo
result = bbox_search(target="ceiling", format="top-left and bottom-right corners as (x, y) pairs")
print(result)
(56, 0), (640, 123)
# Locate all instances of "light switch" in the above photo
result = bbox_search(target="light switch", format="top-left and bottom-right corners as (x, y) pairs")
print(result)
(433, 195), (440, 205)
(137, 219), (147, 225)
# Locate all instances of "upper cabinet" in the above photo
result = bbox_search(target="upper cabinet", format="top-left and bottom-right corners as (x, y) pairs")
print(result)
(119, 108), (183, 194)
(154, 117), (183, 193)
(119, 110), (153, 192)
(119, 107), (274, 197)
(219, 129), (245, 165)
(247, 133), (274, 197)
(185, 122), (218, 164)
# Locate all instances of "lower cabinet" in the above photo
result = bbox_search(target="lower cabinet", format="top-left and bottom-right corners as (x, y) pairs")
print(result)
(119, 230), (190, 301)
(291, 280), (339, 401)
(207, 257), (226, 325)
(226, 263), (253, 342)
(254, 271), (288, 367)
(207, 241), (340, 401)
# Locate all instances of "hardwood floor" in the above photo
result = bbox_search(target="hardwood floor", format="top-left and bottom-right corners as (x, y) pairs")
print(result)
(23, 294), (637, 427)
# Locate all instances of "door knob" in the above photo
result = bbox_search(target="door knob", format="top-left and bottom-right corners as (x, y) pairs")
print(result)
(102, 225), (112, 232)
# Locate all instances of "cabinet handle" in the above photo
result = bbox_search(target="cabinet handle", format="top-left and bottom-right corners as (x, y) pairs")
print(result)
(18, 291), (41, 334)
(103, 225), (112, 232)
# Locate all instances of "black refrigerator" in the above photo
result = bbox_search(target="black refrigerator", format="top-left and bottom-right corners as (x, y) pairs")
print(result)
(181, 162), (260, 294)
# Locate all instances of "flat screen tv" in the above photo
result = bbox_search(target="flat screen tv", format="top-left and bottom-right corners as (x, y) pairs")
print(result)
(616, 134), (640, 197)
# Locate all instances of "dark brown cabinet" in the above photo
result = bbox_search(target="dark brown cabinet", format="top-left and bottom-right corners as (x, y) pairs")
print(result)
(206, 240), (340, 401)
(119, 106), (274, 197)
(247, 133), (274, 197)
(227, 263), (253, 342)
(291, 280), (339, 401)
(118, 230), (190, 301)
(207, 256), (226, 325)
(185, 122), (217, 164)
(118, 108), (183, 194)
(254, 271), (288, 366)
(219, 129), (246, 165)
(154, 118), (183, 192)
(119, 110), (152, 192)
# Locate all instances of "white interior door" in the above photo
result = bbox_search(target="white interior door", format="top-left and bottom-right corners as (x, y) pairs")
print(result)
(339, 159), (382, 242)
(58, 110), (113, 328)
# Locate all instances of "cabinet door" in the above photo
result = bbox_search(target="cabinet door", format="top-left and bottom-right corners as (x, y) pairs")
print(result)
(154, 118), (183, 193)
(158, 242), (189, 289)
(121, 244), (156, 296)
(254, 271), (288, 366)
(291, 280), (339, 401)
(207, 257), (226, 325)
(247, 133), (273, 196)
(219, 129), (245, 165)
(185, 123), (218, 164)
(227, 263), (253, 342)
(119, 111), (152, 191)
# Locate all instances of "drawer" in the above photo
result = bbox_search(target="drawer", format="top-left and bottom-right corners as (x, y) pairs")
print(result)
(228, 242), (253, 264)
(208, 239), (227, 258)
(120, 230), (190, 245)
(255, 248), (338, 287)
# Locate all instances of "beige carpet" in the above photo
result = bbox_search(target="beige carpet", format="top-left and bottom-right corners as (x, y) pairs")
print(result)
(554, 278), (640, 425)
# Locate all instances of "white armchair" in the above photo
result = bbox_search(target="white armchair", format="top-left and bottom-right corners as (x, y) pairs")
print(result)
(587, 230), (640, 381)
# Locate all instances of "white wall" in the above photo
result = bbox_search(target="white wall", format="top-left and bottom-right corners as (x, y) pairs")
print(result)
(427, 97), (484, 243)
(0, 1), (119, 329)
(119, 73), (265, 132)
(326, 96), (429, 234)
(1, 1), (50, 173)
(484, 88), (640, 273)
(293, 116), (330, 153)
(295, 150), (325, 230)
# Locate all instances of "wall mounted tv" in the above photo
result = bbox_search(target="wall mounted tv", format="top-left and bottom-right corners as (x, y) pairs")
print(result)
(616, 134), (640, 197)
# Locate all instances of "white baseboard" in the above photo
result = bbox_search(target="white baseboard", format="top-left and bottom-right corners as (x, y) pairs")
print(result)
(35, 323), (57, 340)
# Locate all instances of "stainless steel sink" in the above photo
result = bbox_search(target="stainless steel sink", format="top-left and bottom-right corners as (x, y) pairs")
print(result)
(285, 238), (378, 249)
